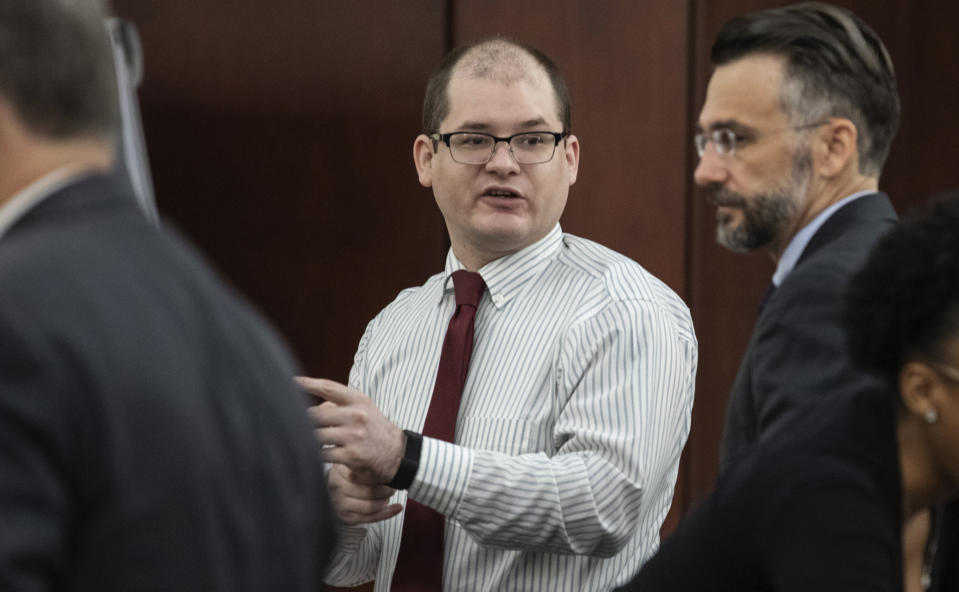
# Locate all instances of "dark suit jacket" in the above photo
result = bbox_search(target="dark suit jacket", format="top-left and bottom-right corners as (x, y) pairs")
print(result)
(719, 193), (897, 472)
(0, 174), (335, 591)
(930, 499), (959, 592)
(620, 387), (905, 591)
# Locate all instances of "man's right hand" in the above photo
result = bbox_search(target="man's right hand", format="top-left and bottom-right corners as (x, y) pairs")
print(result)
(328, 463), (403, 525)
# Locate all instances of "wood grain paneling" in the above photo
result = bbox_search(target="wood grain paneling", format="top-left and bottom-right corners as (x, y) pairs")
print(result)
(109, 0), (449, 382)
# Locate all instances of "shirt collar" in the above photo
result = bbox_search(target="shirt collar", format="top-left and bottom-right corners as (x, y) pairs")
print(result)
(439, 224), (564, 309)
(0, 165), (92, 242)
(772, 190), (875, 287)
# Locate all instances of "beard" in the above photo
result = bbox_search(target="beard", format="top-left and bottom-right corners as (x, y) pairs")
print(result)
(711, 189), (797, 252)
(706, 148), (812, 253)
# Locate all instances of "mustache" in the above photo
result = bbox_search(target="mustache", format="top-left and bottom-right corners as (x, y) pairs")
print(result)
(703, 184), (747, 208)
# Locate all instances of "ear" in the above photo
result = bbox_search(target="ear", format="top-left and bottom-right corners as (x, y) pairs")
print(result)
(899, 361), (943, 420)
(815, 118), (858, 178)
(564, 134), (580, 186)
(413, 134), (436, 188)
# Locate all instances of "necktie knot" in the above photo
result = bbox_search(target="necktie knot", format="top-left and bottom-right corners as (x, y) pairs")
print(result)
(452, 270), (485, 308)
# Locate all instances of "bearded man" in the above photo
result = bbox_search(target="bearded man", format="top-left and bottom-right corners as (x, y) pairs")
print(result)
(692, 2), (900, 471)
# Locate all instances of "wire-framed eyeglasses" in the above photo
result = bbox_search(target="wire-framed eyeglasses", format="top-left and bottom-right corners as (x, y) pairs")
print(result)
(694, 121), (829, 159)
(431, 131), (567, 165)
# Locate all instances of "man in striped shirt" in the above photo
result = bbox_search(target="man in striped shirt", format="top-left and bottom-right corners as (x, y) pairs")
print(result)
(304, 38), (698, 591)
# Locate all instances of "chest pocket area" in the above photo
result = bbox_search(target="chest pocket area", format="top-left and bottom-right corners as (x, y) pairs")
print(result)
(456, 416), (554, 456)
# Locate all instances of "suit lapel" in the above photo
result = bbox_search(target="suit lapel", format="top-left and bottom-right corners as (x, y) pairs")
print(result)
(6, 173), (139, 240)
(795, 192), (897, 269)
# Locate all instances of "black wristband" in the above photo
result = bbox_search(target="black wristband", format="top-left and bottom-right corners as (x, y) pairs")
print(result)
(386, 430), (422, 490)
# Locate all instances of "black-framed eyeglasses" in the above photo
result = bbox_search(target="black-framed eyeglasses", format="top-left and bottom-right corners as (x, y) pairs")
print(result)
(694, 121), (829, 159)
(431, 131), (568, 165)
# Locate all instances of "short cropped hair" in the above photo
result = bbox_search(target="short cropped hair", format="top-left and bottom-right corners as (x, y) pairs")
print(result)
(0, 0), (118, 140)
(421, 37), (571, 136)
(843, 193), (959, 389)
(711, 2), (900, 178)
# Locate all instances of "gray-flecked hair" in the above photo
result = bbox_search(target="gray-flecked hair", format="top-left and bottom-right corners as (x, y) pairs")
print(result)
(0, 0), (118, 140)
(711, 2), (900, 178)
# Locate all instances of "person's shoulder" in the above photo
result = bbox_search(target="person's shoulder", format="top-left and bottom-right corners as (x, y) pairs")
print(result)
(799, 194), (898, 273)
(1, 185), (154, 269)
(558, 233), (689, 312)
(0, 217), (107, 313)
(770, 205), (888, 315)
(0, 204), (257, 336)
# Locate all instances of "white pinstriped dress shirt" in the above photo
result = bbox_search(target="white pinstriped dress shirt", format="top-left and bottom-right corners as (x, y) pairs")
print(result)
(324, 224), (698, 591)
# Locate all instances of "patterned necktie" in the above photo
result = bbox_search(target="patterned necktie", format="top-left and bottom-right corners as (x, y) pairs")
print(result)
(391, 270), (486, 591)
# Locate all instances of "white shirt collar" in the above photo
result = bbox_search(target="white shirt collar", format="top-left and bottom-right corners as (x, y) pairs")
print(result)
(0, 165), (91, 241)
(441, 224), (564, 309)
(772, 190), (875, 287)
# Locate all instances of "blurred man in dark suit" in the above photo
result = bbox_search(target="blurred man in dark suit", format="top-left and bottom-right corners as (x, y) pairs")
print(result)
(0, 1), (334, 590)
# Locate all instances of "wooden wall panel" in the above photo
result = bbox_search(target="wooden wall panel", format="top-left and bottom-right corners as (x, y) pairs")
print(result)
(109, 0), (448, 382)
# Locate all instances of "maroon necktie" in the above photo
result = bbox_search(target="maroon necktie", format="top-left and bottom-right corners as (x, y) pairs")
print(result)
(391, 270), (486, 591)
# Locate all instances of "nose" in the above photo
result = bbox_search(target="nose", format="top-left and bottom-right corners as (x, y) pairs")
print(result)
(485, 140), (521, 173)
(693, 145), (728, 187)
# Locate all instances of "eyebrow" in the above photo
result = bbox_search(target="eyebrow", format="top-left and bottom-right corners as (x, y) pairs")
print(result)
(695, 119), (755, 135)
(455, 117), (551, 131)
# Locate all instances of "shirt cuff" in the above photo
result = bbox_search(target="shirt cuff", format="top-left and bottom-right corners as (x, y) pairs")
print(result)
(333, 523), (368, 554)
(407, 436), (474, 517)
